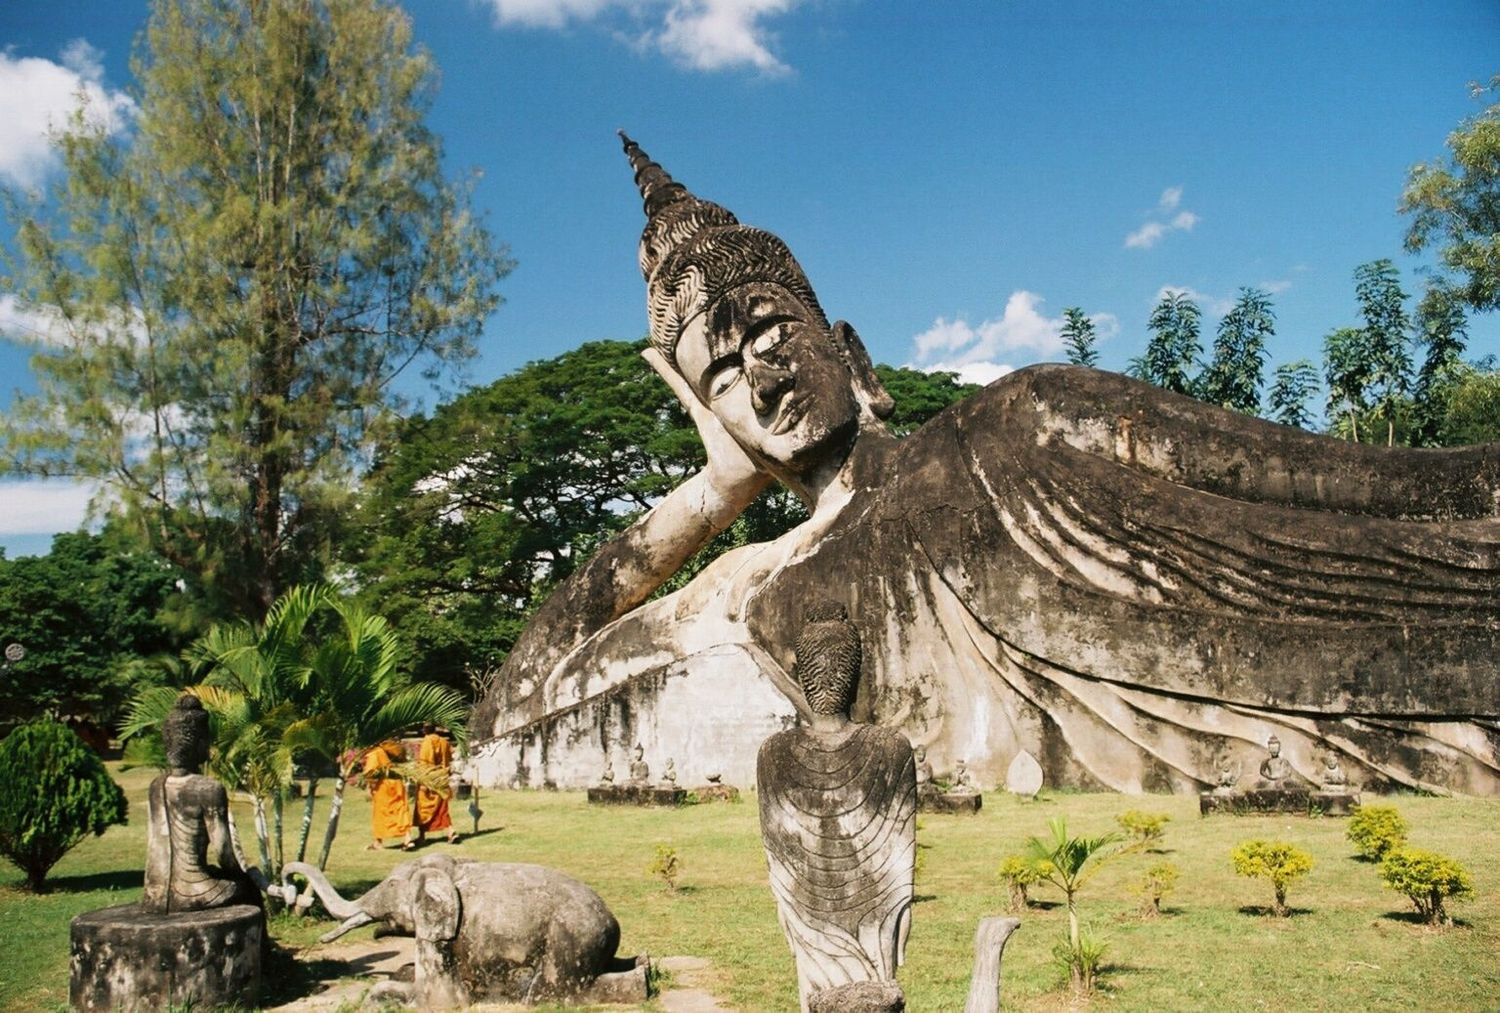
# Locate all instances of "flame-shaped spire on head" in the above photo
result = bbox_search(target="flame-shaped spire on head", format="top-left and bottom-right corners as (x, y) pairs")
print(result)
(618, 132), (827, 364)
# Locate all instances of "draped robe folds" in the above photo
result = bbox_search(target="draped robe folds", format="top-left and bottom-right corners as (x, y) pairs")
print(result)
(366, 745), (412, 840)
(416, 733), (454, 833)
(142, 774), (254, 913)
(478, 365), (1500, 794)
(757, 724), (916, 1009)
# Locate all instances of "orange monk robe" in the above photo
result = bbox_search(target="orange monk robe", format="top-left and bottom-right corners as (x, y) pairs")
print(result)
(365, 743), (411, 840)
(416, 733), (453, 833)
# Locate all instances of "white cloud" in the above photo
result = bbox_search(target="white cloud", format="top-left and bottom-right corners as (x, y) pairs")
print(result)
(480, 0), (799, 73)
(0, 478), (101, 536)
(0, 294), (149, 349)
(1124, 187), (1199, 250)
(909, 291), (1110, 383)
(1154, 284), (1233, 317)
(1260, 278), (1293, 295)
(0, 41), (134, 187)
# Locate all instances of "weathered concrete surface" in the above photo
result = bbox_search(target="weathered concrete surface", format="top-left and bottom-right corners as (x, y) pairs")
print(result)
(586, 783), (689, 806)
(1199, 788), (1361, 816)
(70, 903), (262, 1012)
(473, 136), (1500, 797)
(918, 791), (982, 814)
(808, 980), (905, 1012)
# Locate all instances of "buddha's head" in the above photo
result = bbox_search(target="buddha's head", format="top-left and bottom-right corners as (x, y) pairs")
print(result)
(621, 134), (893, 483)
(162, 693), (211, 773)
(1266, 735), (1282, 757)
(633, 742), (644, 760)
(914, 744), (927, 762)
(793, 599), (861, 717)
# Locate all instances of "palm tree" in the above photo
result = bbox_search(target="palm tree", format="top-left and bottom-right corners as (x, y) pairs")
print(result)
(1025, 817), (1123, 990)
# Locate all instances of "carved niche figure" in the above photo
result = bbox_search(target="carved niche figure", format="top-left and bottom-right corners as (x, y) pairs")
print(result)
(470, 135), (1500, 796)
(913, 744), (936, 794)
(1258, 735), (1295, 786)
(599, 760), (615, 786)
(1320, 753), (1349, 791)
(757, 602), (916, 1012)
(951, 758), (979, 794)
(143, 695), (261, 913)
(628, 743), (650, 784)
(1212, 755), (1241, 795)
(661, 758), (677, 785)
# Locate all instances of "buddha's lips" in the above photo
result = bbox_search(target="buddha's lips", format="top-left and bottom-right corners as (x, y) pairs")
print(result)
(770, 395), (805, 435)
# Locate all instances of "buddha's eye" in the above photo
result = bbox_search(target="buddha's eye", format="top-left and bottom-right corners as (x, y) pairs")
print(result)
(750, 322), (790, 358)
(708, 361), (741, 399)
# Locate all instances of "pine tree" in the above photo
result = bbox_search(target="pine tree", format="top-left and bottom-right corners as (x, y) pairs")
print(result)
(1, 0), (511, 621)
(1061, 307), (1099, 367)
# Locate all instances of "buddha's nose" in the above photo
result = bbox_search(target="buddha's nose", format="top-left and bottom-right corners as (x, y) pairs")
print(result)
(749, 363), (793, 415)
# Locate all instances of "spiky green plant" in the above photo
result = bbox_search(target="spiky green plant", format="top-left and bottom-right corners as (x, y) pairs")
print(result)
(1025, 817), (1123, 989)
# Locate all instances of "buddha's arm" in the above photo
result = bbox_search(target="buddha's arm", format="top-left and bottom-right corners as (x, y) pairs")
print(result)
(481, 349), (771, 704)
(205, 784), (244, 874)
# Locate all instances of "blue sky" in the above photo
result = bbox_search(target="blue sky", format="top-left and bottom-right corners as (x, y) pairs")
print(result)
(2, 0), (1497, 556)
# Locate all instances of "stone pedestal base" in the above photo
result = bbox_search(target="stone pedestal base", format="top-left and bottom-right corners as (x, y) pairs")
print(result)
(808, 979), (905, 1012)
(586, 784), (689, 806)
(70, 903), (262, 1012)
(691, 783), (741, 803)
(1199, 788), (1360, 816)
(918, 791), (982, 814)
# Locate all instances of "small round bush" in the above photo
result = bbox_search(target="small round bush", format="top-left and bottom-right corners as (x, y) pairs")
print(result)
(1380, 847), (1474, 925)
(997, 854), (1043, 911)
(0, 720), (127, 891)
(1346, 804), (1407, 861)
(1137, 861), (1179, 918)
(1231, 839), (1313, 917)
(1116, 809), (1171, 847)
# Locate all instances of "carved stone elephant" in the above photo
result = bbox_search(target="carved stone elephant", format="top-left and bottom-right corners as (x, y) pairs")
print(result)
(282, 855), (647, 1007)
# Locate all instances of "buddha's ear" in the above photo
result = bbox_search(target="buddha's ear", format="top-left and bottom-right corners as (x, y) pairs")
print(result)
(831, 320), (894, 420)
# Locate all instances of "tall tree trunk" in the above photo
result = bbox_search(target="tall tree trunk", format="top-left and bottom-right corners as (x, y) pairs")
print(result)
(272, 787), (285, 876)
(295, 776), (318, 863)
(250, 795), (272, 875)
(317, 777), (347, 870)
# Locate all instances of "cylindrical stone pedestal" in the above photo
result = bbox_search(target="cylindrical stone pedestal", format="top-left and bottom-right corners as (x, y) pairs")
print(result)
(70, 903), (262, 1012)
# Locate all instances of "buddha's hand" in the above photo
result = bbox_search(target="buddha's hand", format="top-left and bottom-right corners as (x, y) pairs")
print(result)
(642, 347), (770, 504)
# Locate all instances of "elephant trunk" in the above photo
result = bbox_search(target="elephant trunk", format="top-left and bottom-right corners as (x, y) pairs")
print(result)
(963, 916), (1020, 1013)
(281, 861), (365, 921)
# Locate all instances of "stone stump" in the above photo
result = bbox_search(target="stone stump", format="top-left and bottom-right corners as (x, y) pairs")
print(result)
(70, 903), (262, 1012)
(1199, 788), (1359, 816)
(586, 784), (688, 806)
(918, 791), (982, 814)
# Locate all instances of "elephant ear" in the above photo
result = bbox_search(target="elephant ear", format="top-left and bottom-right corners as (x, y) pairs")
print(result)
(412, 867), (462, 942)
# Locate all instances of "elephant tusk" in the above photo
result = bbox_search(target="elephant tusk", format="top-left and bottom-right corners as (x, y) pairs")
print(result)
(320, 910), (375, 943)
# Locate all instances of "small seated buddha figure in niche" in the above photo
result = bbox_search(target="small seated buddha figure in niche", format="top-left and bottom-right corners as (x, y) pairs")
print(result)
(1258, 735), (1295, 787)
(913, 744), (937, 795)
(628, 743), (651, 784)
(143, 694), (261, 913)
(757, 601), (916, 1012)
(951, 758), (979, 794)
(1320, 752), (1349, 791)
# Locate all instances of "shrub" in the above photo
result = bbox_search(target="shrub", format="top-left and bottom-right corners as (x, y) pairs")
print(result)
(997, 854), (1043, 912)
(1050, 925), (1108, 994)
(0, 720), (128, 891)
(1346, 804), (1407, 861)
(1380, 847), (1474, 925)
(1231, 840), (1313, 916)
(648, 843), (681, 892)
(1116, 809), (1171, 848)
(1137, 861), (1179, 919)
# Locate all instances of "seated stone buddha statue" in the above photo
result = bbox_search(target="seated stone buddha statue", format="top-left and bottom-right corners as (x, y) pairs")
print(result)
(471, 135), (1500, 796)
(143, 695), (262, 913)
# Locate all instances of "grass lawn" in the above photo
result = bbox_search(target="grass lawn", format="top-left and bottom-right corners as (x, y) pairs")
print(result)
(3, 765), (1498, 1010)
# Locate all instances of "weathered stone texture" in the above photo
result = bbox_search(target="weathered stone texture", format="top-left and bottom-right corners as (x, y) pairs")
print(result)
(70, 903), (262, 1012)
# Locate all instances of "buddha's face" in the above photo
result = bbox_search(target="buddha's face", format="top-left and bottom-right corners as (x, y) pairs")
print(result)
(674, 282), (859, 475)
(1267, 740), (1281, 757)
(914, 745), (926, 762)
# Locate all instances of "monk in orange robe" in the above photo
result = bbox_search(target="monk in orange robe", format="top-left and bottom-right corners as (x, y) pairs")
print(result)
(364, 740), (412, 850)
(414, 722), (458, 844)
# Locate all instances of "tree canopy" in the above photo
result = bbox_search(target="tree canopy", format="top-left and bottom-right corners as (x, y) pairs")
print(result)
(1, 0), (510, 622)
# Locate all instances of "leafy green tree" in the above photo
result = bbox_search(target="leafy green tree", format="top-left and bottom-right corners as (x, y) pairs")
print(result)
(1, 0), (509, 622)
(1354, 259), (1414, 446)
(1025, 817), (1123, 990)
(1268, 359), (1319, 429)
(1060, 308), (1099, 367)
(1401, 76), (1500, 312)
(1412, 281), (1470, 446)
(354, 342), (977, 691)
(1323, 326), (1372, 442)
(0, 528), (188, 730)
(1200, 287), (1275, 414)
(1130, 291), (1202, 395)
(1442, 366), (1500, 445)
(0, 720), (127, 891)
